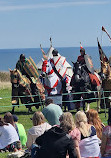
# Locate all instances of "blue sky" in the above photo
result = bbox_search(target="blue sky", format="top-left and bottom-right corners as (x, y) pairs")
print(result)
(0, 0), (111, 49)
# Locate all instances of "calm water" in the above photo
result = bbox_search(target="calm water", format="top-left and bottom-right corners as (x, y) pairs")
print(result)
(0, 46), (111, 71)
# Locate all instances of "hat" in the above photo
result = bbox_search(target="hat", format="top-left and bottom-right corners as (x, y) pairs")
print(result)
(13, 115), (18, 122)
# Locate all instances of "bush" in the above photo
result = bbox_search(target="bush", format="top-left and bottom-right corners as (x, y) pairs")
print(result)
(0, 71), (10, 82)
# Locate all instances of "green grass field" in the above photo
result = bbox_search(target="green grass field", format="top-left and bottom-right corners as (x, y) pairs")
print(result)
(0, 87), (108, 158)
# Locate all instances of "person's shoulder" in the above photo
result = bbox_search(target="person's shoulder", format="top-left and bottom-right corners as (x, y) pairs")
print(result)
(103, 125), (111, 131)
(42, 122), (52, 129)
(47, 103), (57, 107)
(16, 123), (25, 128)
(28, 126), (39, 134)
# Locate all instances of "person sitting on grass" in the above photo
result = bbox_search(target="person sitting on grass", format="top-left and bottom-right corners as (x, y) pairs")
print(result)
(26, 111), (51, 151)
(75, 110), (100, 157)
(101, 108), (111, 157)
(0, 116), (19, 152)
(4, 112), (20, 138)
(59, 112), (81, 158)
(86, 109), (105, 144)
(32, 120), (77, 158)
(13, 115), (27, 148)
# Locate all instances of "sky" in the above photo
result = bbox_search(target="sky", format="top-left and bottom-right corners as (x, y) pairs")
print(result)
(0, 0), (111, 49)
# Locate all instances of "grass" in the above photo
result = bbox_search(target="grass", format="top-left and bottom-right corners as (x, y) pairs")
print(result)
(0, 86), (109, 158)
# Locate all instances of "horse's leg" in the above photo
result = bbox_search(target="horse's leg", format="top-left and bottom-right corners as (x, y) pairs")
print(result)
(82, 101), (86, 112)
(12, 106), (15, 114)
(31, 83), (40, 109)
(97, 85), (101, 112)
(86, 103), (90, 112)
(97, 91), (101, 112)
(19, 86), (33, 113)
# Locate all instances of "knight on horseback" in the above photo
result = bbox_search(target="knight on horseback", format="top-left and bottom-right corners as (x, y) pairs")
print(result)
(71, 43), (101, 112)
(10, 54), (45, 113)
(50, 49), (72, 110)
(40, 41), (73, 110)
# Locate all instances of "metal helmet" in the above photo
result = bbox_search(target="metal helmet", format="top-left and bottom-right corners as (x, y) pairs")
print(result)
(20, 54), (25, 61)
(52, 49), (58, 56)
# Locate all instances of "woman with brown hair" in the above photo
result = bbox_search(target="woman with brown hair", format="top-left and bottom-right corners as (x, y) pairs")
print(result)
(86, 109), (104, 140)
(4, 112), (15, 127)
(4, 112), (20, 138)
(0, 116), (19, 152)
(4, 112), (22, 149)
(59, 112), (81, 158)
(26, 111), (51, 150)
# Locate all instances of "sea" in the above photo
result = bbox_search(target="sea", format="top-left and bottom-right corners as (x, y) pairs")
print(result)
(0, 46), (111, 71)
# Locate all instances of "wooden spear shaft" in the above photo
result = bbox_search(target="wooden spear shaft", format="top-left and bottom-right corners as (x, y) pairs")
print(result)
(102, 26), (111, 42)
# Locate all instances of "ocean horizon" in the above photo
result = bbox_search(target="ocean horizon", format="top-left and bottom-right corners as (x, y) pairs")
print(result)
(0, 46), (111, 72)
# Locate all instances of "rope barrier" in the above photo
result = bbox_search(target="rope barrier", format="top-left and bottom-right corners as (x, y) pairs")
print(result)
(0, 90), (111, 108)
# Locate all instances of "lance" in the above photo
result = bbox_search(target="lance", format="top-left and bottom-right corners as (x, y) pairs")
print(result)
(40, 44), (46, 55)
(40, 44), (48, 60)
(50, 37), (52, 47)
(102, 26), (111, 42)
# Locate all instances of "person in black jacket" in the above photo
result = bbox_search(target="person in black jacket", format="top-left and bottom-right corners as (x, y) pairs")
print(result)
(33, 120), (77, 158)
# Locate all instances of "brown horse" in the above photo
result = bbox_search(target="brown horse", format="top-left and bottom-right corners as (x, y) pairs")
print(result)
(98, 39), (111, 108)
(9, 69), (45, 113)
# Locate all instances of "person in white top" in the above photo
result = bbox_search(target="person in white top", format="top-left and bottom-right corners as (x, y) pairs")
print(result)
(26, 111), (51, 150)
(75, 111), (100, 158)
(0, 116), (19, 152)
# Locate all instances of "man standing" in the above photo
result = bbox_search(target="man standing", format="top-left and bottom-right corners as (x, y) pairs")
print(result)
(42, 98), (63, 126)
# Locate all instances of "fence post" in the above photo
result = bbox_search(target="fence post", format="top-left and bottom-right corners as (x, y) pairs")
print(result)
(103, 90), (107, 118)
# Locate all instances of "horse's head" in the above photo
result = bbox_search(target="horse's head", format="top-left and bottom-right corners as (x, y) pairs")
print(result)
(42, 60), (53, 76)
(101, 62), (111, 79)
(72, 61), (81, 74)
(9, 68), (19, 84)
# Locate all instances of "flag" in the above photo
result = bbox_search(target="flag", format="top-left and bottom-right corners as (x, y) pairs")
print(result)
(97, 38), (108, 63)
(80, 42), (83, 50)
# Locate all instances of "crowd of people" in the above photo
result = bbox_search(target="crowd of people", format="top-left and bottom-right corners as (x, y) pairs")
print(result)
(0, 98), (111, 157)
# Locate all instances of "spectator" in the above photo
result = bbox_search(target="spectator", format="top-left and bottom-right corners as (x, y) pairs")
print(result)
(42, 98), (63, 126)
(86, 109), (105, 141)
(4, 112), (15, 127)
(101, 108), (111, 157)
(0, 116), (19, 152)
(4, 112), (22, 150)
(75, 111), (100, 157)
(13, 115), (27, 147)
(59, 112), (81, 158)
(4, 112), (19, 137)
(26, 111), (51, 150)
(34, 120), (77, 158)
